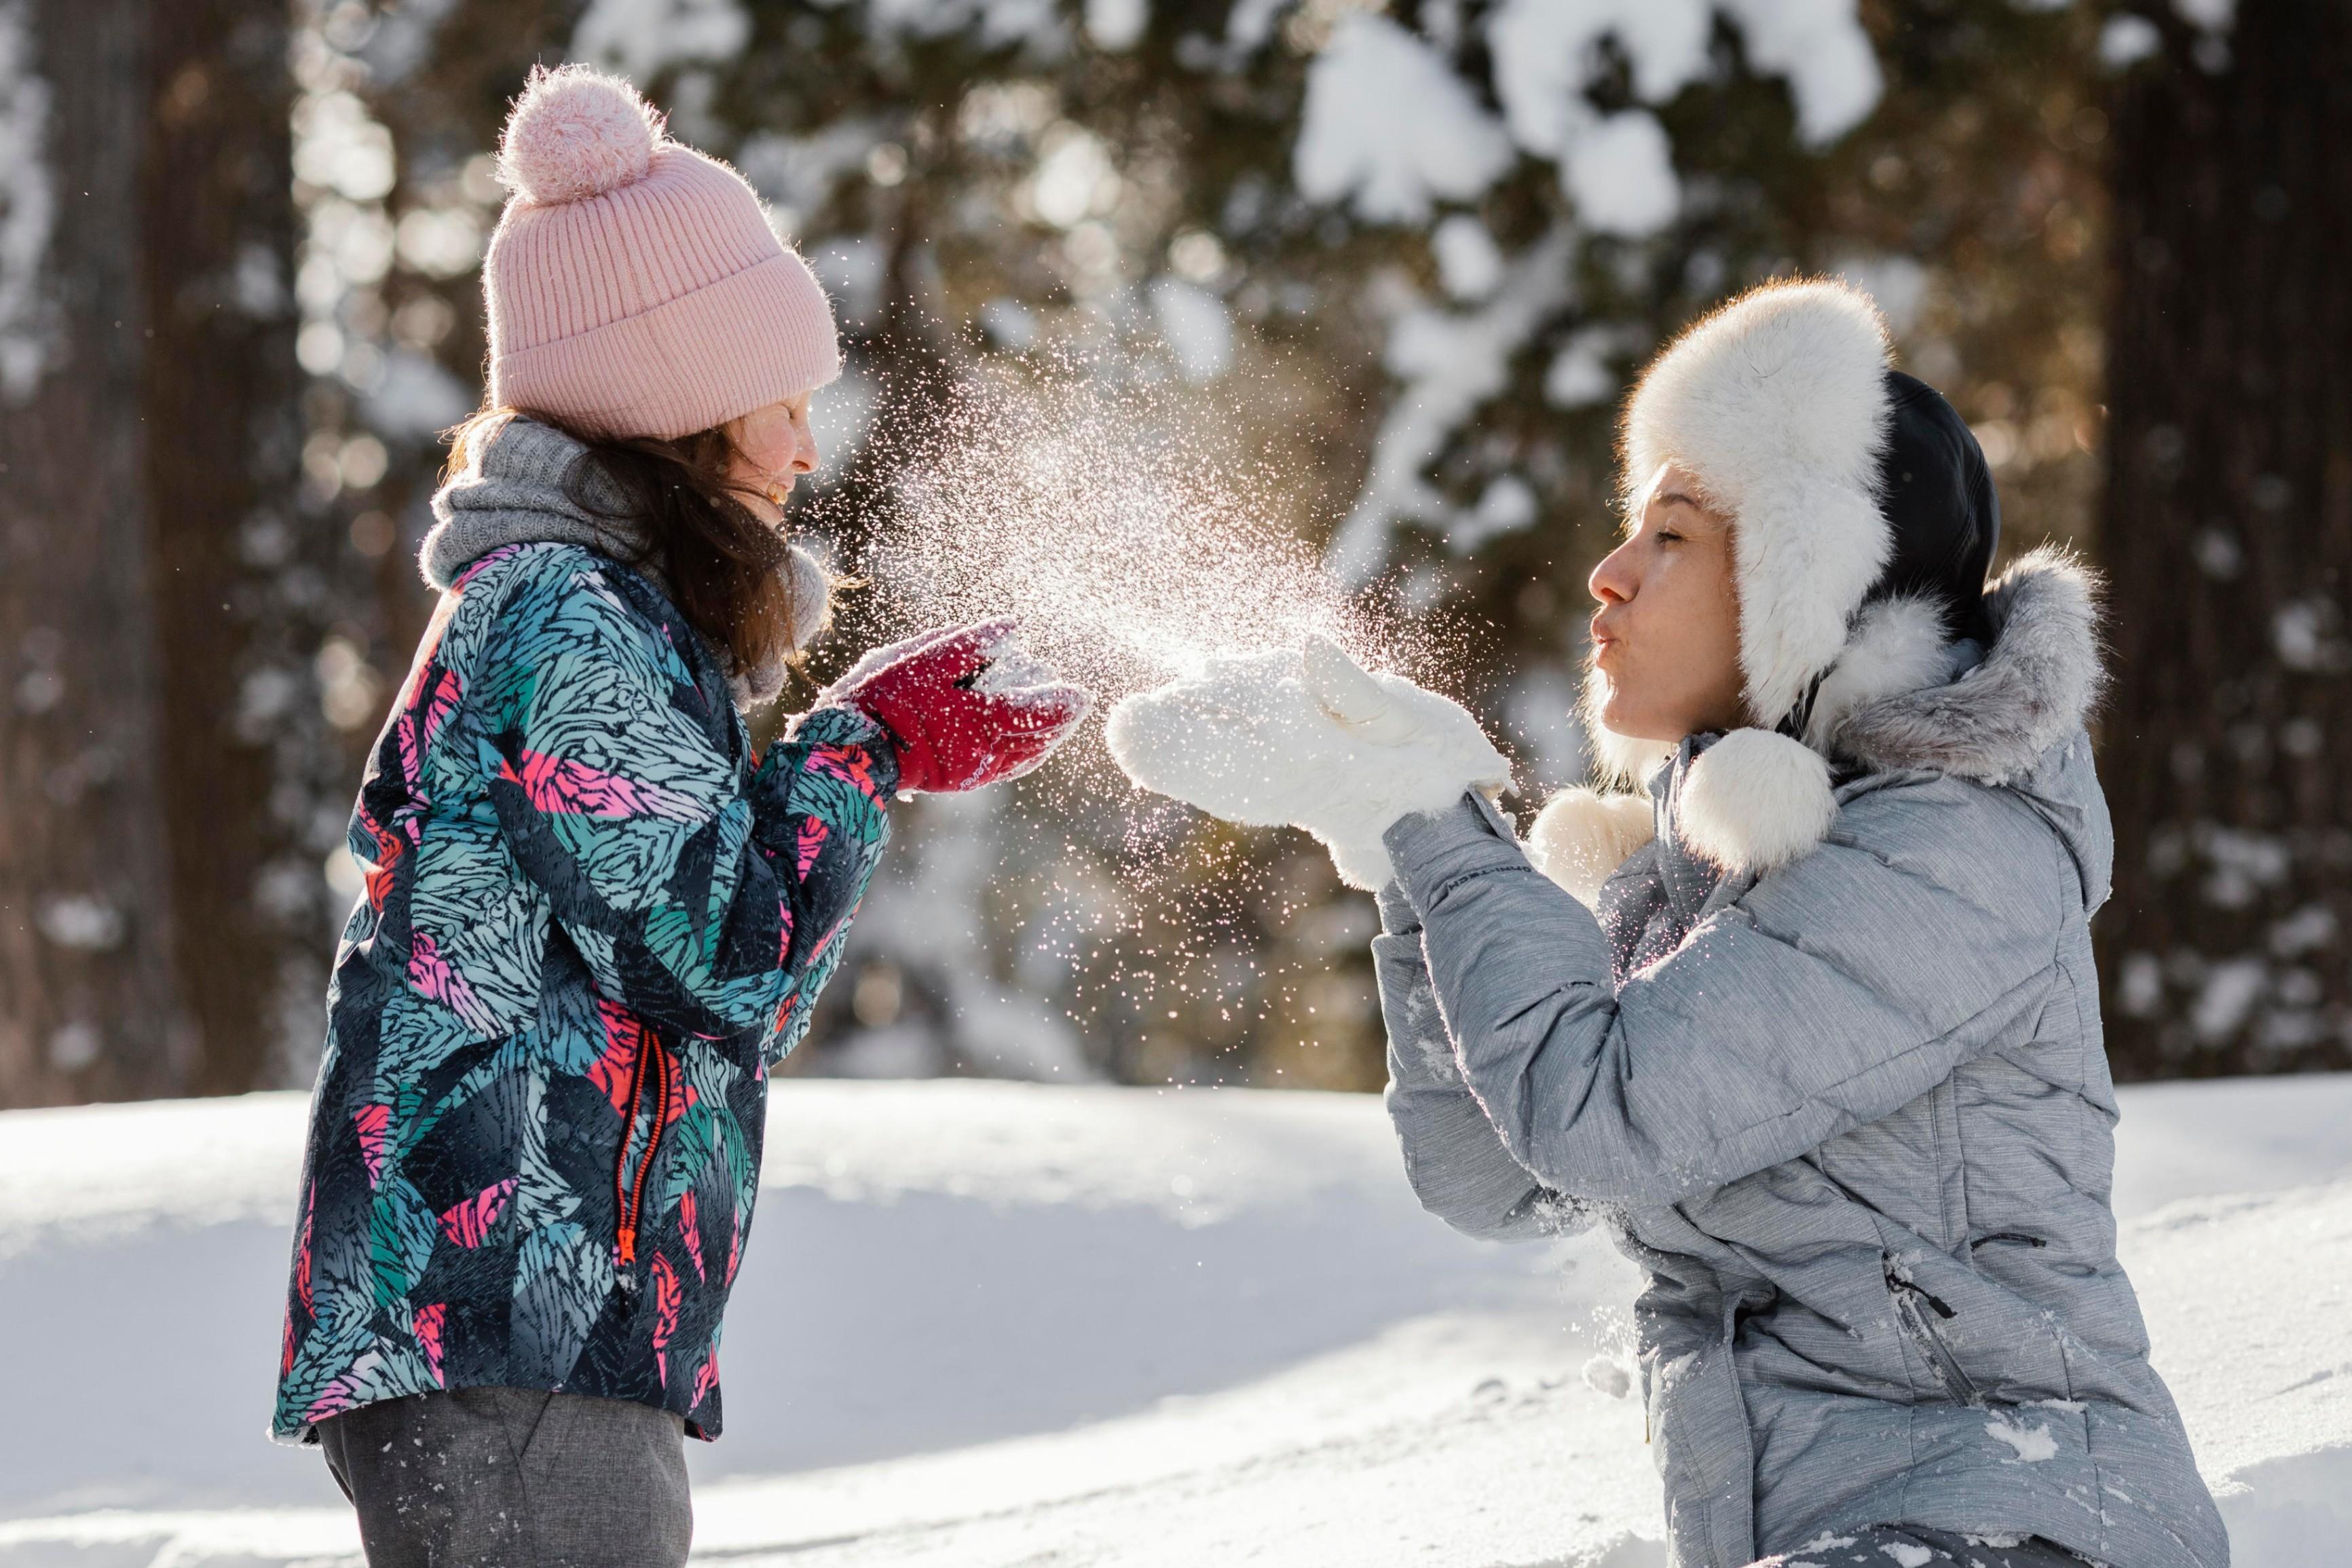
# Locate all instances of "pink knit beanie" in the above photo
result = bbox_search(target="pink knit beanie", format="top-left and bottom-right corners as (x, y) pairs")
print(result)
(483, 65), (840, 441)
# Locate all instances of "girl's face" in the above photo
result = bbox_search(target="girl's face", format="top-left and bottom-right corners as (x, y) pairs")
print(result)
(726, 392), (821, 523)
(1586, 462), (1748, 743)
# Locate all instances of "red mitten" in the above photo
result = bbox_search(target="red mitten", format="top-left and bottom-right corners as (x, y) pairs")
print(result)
(821, 619), (1091, 795)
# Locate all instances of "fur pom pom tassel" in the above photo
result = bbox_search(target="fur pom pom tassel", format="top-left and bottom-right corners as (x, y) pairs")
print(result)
(1527, 787), (1657, 906)
(1675, 729), (1837, 875)
(498, 64), (662, 206)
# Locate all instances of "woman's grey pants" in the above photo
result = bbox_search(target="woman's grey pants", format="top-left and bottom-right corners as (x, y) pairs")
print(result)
(318, 1388), (692, 1568)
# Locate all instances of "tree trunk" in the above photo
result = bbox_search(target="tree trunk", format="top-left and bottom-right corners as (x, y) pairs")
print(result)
(2097, 0), (2352, 1076)
(0, 0), (186, 1104)
(140, 0), (300, 1096)
(0, 0), (300, 1106)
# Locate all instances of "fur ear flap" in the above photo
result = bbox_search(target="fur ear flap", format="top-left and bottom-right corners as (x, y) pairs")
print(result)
(1527, 787), (1657, 906)
(1675, 728), (1836, 875)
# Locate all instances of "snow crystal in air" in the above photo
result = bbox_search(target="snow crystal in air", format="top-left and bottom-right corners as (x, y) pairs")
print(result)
(1582, 1354), (1631, 1399)
(1294, 12), (1514, 225)
(1985, 1413), (2059, 1463)
(859, 355), (1417, 717)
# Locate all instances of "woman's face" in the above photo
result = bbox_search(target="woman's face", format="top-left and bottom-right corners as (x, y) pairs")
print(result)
(726, 392), (821, 523)
(1586, 462), (1748, 743)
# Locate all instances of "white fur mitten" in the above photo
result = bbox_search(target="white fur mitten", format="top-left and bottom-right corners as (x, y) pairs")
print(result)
(1105, 635), (1513, 889)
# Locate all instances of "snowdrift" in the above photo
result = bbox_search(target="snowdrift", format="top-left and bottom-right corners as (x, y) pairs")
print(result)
(0, 1075), (2345, 1566)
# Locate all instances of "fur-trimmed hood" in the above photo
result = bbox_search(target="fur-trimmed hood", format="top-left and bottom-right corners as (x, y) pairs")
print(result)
(421, 412), (830, 710)
(1529, 548), (2104, 902)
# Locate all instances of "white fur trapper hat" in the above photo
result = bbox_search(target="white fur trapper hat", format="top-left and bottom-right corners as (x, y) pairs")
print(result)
(1530, 278), (2011, 899)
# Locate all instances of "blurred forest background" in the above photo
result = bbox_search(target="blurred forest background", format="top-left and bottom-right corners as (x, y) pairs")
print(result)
(0, 0), (2345, 1108)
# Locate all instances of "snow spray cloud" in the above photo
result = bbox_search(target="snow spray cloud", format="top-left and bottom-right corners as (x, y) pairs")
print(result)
(856, 354), (1425, 707)
(819, 352), (1455, 1077)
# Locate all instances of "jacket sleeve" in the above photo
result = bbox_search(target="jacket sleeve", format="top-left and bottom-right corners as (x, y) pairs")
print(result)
(1377, 882), (1577, 1242)
(1384, 785), (2066, 1210)
(475, 560), (896, 1051)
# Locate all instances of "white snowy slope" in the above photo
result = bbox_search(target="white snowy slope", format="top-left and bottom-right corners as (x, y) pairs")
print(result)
(0, 1074), (2346, 1567)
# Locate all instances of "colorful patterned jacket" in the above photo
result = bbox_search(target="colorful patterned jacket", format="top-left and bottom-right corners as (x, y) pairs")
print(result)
(272, 536), (895, 1443)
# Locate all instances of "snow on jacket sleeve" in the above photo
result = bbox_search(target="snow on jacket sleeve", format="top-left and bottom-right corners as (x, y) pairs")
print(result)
(1383, 782), (2066, 1210)
(473, 552), (896, 1050)
(1377, 877), (1570, 1243)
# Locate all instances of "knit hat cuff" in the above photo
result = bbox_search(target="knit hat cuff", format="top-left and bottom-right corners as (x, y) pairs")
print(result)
(492, 249), (842, 441)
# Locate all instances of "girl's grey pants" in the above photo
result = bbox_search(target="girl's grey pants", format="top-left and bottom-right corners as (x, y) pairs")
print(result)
(318, 1387), (692, 1567)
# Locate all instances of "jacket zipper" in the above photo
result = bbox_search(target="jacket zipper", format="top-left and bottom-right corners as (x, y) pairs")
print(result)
(1883, 1252), (1983, 1406)
(614, 1032), (673, 1289)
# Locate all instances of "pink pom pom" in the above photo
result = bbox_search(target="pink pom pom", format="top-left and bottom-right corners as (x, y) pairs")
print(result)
(497, 64), (661, 206)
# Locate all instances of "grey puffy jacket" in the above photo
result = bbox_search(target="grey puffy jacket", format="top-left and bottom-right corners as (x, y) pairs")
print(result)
(1377, 560), (2226, 1568)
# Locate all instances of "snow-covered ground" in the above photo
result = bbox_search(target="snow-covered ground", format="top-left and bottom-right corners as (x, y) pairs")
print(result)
(0, 1074), (2345, 1566)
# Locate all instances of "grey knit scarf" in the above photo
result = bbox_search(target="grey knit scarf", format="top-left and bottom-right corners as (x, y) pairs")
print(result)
(419, 413), (829, 710)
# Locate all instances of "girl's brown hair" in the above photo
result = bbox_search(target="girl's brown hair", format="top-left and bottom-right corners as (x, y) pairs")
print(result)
(443, 406), (808, 678)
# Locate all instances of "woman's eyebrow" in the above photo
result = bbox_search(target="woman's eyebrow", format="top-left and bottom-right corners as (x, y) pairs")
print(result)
(1654, 488), (1703, 510)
